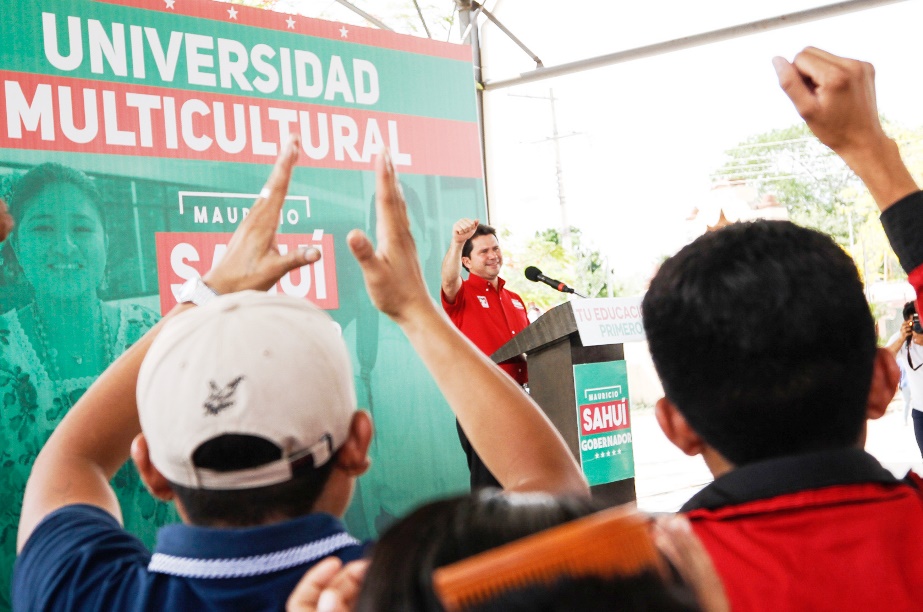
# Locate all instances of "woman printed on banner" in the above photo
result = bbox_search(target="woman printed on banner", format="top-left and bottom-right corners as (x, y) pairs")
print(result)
(0, 163), (176, 609)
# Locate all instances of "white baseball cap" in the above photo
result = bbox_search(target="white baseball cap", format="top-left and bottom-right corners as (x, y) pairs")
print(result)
(137, 291), (356, 490)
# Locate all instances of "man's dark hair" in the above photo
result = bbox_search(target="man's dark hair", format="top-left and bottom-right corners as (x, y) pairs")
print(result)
(461, 224), (498, 272)
(169, 434), (338, 527)
(642, 221), (877, 465)
(903, 300), (916, 321)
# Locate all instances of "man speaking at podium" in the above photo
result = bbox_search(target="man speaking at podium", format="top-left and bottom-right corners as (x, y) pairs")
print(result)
(441, 219), (530, 489)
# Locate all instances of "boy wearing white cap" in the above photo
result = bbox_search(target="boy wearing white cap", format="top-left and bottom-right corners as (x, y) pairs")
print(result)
(12, 141), (587, 610)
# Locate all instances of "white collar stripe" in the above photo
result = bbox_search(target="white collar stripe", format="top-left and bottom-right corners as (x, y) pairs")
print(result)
(148, 533), (360, 578)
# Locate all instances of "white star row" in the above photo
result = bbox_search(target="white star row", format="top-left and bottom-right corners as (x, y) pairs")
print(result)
(593, 449), (624, 459)
(162, 2), (350, 37)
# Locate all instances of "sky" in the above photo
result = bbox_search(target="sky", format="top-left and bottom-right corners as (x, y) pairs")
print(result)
(475, 0), (923, 290)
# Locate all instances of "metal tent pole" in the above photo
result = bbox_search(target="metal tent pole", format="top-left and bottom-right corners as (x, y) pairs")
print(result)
(482, 0), (910, 90)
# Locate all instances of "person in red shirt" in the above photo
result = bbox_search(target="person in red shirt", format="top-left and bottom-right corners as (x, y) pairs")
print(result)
(642, 48), (923, 611)
(441, 219), (530, 488)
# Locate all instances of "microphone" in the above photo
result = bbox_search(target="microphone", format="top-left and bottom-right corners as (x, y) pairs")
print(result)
(524, 266), (575, 294)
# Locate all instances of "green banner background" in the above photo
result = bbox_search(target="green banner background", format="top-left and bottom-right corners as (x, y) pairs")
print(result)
(0, 2), (484, 607)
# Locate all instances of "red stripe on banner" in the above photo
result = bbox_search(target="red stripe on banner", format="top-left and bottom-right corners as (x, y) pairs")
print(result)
(155, 231), (339, 315)
(92, 0), (474, 62)
(0, 71), (483, 178)
(579, 399), (631, 436)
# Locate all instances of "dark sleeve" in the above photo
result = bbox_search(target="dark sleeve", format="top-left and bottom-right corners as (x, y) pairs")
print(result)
(881, 191), (923, 273)
(880, 191), (923, 304)
(13, 505), (151, 610)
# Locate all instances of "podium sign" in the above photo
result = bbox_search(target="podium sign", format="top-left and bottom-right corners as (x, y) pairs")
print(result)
(573, 360), (635, 486)
(572, 297), (645, 346)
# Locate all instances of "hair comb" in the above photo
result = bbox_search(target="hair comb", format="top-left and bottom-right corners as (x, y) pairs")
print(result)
(432, 505), (662, 611)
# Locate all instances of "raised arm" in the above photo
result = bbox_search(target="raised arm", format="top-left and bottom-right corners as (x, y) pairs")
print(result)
(18, 136), (321, 550)
(774, 47), (923, 299)
(886, 319), (912, 357)
(773, 47), (918, 212)
(440, 218), (478, 303)
(349, 153), (588, 497)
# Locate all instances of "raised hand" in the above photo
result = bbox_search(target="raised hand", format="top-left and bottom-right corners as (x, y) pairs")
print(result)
(773, 47), (883, 156)
(203, 134), (321, 294)
(347, 150), (433, 323)
(773, 47), (917, 210)
(452, 217), (479, 244)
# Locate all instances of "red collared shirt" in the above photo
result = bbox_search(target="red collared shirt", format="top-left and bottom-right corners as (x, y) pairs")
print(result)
(441, 274), (529, 384)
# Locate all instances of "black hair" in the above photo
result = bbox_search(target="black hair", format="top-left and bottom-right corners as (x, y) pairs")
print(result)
(903, 300), (916, 321)
(168, 434), (338, 527)
(461, 224), (498, 272)
(354, 489), (600, 612)
(642, 221), (877, 465)
(464, 573), (701, 612)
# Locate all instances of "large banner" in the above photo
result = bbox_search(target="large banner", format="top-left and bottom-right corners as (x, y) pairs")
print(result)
(0, 0), (484, 602)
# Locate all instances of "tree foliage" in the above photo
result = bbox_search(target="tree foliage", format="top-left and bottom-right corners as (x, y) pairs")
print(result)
(502, 226), (620, 311)
(711, 121), (923, 286)
(712, 123), (866, 246)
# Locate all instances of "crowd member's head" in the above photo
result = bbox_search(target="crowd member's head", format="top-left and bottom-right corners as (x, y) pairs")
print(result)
(461, 224), (501, 277)
(903, 300), (916, 322)
(132, 291), (372, 527)
(643, 220), (895, 468)
(354, 489), (599, 611)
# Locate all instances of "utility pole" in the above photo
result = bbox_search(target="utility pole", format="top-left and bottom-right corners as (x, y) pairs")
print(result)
(456, 1), (489, 207)
(547, 87), (570, 249)
(511, 88), (576, 250)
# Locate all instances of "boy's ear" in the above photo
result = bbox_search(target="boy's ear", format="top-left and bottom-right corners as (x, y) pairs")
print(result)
(335, 411), (373, 476)
(130, 433), (175, 501)
(867, 348), (900, 420)
(655, 397), (706, 457)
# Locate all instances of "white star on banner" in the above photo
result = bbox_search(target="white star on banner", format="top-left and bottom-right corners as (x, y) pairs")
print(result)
(617, 449), (622, 455)
(227, 7), (238, 19)
(339, 26), (349, 38)
(164, 0), (175, 8)
(285, 16), (296, 29)
(594, 453), (599, 459)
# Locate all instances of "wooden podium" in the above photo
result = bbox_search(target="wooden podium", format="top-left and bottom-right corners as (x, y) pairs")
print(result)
(492, 301), (636, 507)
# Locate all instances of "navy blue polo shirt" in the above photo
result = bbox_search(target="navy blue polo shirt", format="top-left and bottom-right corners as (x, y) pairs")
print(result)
(13, 504), (364, 611)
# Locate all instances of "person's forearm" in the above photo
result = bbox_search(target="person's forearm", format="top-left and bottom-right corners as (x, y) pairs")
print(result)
(396, 301), (589, 496)
(838, 137), (918, 213)
(886, 335), (907, 356)
(441, 241), (464, 297)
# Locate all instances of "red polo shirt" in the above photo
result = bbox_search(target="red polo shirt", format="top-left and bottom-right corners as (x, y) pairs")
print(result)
(441, 274), (529, 384)
(682, 449), (923, 611)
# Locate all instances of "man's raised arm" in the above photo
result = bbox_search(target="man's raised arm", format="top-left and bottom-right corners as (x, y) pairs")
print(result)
(18, 136), (320, 550)
(441, 218), (478, 303)
(775, 47), (923, 297)
(773, 47), (918, 211)
(350, 154), (588, 497)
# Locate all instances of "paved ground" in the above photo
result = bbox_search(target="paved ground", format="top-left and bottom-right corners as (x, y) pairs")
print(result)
(632, 398), (923, 513)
